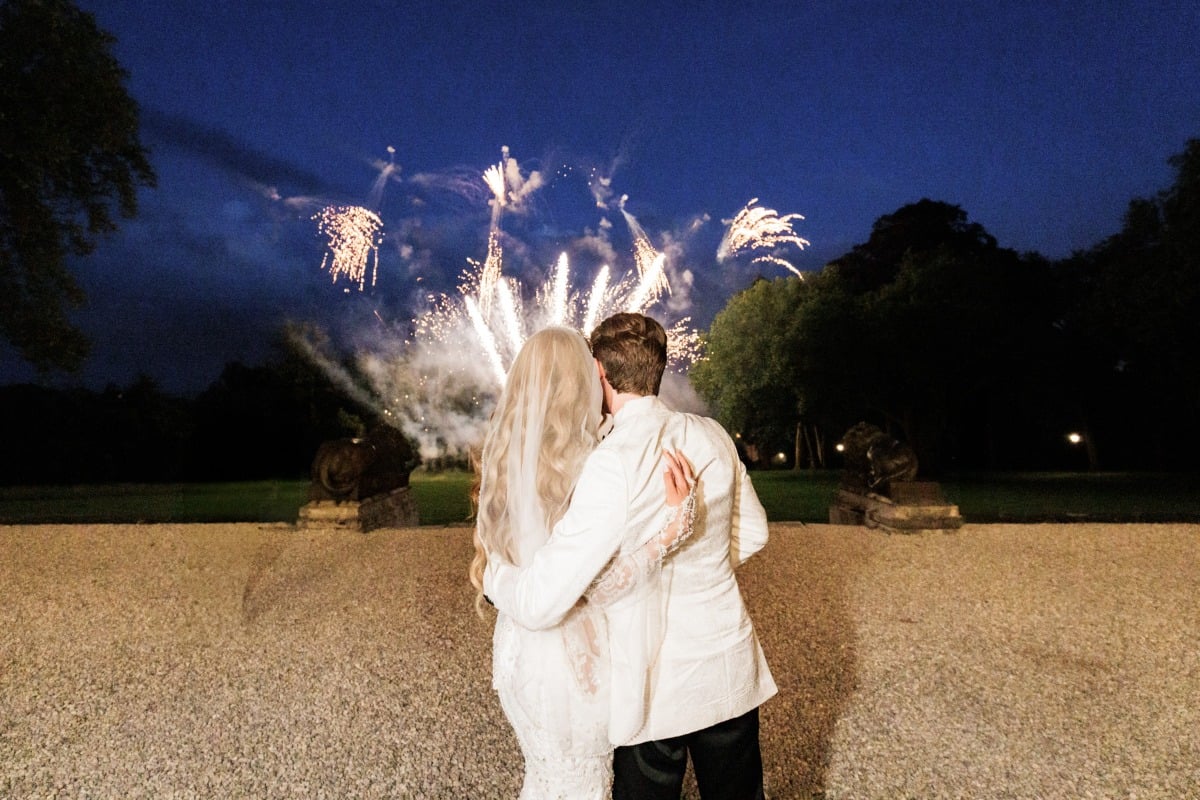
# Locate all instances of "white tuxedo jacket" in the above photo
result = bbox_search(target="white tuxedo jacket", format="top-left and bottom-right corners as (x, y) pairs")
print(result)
(484, 395), (777, 745)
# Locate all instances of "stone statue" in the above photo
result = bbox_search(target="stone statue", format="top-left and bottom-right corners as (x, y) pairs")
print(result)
(838, 421), (918, 496)
(308, 423), (420, 503)
(831, 422), (960, 533)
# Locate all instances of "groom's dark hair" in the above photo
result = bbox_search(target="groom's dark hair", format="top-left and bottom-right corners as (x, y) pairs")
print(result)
(590, 313), (668, 396)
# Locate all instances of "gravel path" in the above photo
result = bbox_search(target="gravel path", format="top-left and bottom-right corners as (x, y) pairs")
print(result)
(2, 522), (1197, 798)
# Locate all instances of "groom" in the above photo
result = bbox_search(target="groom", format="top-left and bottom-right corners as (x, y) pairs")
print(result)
(484, 312), (776, 799)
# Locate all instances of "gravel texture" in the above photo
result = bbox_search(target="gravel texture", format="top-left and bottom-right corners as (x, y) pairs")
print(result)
(2, 522), (1197, 799)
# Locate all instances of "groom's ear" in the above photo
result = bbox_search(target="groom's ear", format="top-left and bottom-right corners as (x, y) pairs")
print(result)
(594, 359), (606, 384)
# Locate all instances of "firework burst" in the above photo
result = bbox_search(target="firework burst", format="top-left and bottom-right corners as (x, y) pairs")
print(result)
(313, 205), (384, 290)
(717, 198), (810, 277)
(303, 146), (787, 458)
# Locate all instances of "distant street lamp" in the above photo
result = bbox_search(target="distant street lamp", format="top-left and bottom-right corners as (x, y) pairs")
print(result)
(1066, 432), (1083, 445)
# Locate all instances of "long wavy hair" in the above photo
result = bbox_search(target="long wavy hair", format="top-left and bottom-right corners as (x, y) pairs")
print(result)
(469, 327), (603, 614)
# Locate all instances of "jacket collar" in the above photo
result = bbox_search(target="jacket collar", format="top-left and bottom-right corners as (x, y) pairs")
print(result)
(612, 394), (662, 427)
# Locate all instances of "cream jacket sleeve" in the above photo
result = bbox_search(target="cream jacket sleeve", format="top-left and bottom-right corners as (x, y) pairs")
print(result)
(705, 417), (763, 566)
(483, 448), (628, 631)
(729, 444), (769, 568)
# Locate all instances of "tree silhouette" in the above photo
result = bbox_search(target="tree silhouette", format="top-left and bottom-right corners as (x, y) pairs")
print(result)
(0, 0), (155, 372)
(825, 199), (997, 294)
(1055, 139), (1200, 468)
(698, 200), (1061, 473)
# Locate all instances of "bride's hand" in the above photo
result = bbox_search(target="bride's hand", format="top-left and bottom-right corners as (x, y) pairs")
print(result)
(662, 449), (694, 506)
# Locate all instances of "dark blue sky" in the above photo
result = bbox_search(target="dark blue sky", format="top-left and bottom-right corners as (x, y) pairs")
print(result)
(4, 1), (1198, 393)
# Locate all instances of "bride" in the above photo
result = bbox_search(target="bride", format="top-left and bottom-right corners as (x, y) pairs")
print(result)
(469, 326), (694, 798)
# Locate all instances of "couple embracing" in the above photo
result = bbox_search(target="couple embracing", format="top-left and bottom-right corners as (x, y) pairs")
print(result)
(470, 312), (776, 799)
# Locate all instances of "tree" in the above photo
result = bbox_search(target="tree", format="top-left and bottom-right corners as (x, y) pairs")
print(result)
(0, 0), (155, 372)
(698, 200), (1073, 473)
(690, 276), (820, 467)
(1055, 139), (1200, 468)
(825, 198), (998, 294)
(868, 247), (1052, 470)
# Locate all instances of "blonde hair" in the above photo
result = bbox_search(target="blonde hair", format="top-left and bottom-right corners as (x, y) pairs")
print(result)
(469, 327), (602, 614)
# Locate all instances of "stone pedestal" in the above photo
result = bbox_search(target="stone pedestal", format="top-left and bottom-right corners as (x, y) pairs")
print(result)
(829, 481), (962, 534)
(297, 486), (420, 532)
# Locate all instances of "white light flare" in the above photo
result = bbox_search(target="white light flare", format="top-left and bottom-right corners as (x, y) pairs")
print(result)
(478, 230), (504, 315)
(464, 295), (507, 387)
(548, 252), (570, 326)
(624, 253), (667, 313)
(483, 163), (507, 209)
(622, 207), (671, 309)
(496, 278), (524, 356)
(582, 265), (611, 336)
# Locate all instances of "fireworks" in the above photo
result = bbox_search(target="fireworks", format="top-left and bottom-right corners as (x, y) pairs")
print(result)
(422, 245), (693, 389)
(581, 265), (611, 336)
(622, 207), (671, 313)
(717, 198), (810, 278)
(483, 145), (545, 226)
(464, 295), (507, 385)
(477, 230), (504, 315)
(665, 318), (703, 365)
(483, 163), (506, 209)
(304, 147), (809, 458)
(400, 149), (701, 389)
(547, 252), (570, 326)
(313, 205), (383, 290)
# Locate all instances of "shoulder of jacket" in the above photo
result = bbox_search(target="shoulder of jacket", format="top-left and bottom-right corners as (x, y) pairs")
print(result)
(677, 412), (726, 436)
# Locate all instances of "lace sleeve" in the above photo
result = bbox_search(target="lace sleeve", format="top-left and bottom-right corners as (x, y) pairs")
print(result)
(585, 489), (696, 608)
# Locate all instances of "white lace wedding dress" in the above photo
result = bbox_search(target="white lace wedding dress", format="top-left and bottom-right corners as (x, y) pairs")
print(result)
(492, 494), (695, 799)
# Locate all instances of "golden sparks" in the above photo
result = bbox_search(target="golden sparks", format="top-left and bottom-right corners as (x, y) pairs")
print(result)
(314, 205), (384, 290)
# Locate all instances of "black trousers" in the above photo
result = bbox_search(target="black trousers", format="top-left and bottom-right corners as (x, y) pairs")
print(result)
(612, 707), (764, 800)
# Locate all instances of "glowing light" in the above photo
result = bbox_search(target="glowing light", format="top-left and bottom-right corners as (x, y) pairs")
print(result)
(483, 163), (506, 209)
(622, 207), (670, 311)
(496, 279), (524, 356)
(478, 230), (504, 315)
(548, 252), (570, 326)
(1067, 432), (1084, 445)
(314, 205), (383, 290)
(625, 253), (667, 313)
(582, 265), (611, 336)
(665, 318), (703, 365)
(718, 198), (810, 278)
(464, 295), (507, 386)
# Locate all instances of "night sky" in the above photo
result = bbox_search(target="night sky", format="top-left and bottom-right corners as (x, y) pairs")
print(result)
(3, 0), (1198, 394)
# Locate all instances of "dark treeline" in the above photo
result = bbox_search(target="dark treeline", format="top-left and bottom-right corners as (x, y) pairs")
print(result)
(0, 350), (372, 486)
(692, 139), (1200, 473)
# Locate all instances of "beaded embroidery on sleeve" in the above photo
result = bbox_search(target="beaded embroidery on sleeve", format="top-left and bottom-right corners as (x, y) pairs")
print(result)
(584, 488), (697, 608)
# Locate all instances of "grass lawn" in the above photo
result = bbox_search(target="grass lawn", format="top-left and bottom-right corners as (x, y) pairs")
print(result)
(0, 470), (1196, 525)
(753, 469), (1200, 523)
(0, 473), (477, 526)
